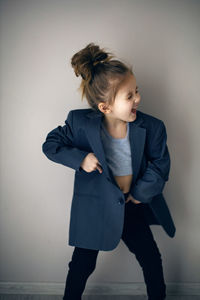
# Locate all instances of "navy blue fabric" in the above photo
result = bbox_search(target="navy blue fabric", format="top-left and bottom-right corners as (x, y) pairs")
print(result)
(63, 192), (166, 300)
(42, 108), (176, 251)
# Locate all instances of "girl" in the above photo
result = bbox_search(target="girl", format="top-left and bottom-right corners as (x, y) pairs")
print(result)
(42, 43), (176, 300)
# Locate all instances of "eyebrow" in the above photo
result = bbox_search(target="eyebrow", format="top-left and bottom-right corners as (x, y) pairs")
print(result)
(127, 86), (138, 96)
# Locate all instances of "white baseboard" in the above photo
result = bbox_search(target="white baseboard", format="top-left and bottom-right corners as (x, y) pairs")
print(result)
(0, 282), (200, 296)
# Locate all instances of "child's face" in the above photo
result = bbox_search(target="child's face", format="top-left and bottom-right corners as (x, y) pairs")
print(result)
(100, 73), (141, 123)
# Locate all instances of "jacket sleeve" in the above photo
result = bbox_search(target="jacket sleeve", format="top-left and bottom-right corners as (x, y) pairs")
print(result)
(42, 110), (89, 171)
(129, 120), (171, 203)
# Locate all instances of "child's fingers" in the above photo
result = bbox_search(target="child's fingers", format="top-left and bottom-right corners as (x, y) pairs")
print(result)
(125, 197), (131, 203)
(134, 199), (142, 204)
(96, 163), (103, 173)
(127, 193), (142, 204)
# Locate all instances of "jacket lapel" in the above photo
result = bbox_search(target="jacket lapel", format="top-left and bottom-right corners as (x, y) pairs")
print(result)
(85, 109), (146, 191)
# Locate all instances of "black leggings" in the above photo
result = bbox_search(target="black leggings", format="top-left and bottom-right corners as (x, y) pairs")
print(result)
(63, 192), (166, 300)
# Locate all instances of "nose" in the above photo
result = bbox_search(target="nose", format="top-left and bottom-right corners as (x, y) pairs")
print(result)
(134, 93), (141, 104)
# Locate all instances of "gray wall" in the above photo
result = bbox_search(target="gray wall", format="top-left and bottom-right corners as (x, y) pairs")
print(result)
(0, 0), (199, 285)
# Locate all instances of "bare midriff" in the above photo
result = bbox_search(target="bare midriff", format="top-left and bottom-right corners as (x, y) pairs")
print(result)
(114, 174), (133, 194)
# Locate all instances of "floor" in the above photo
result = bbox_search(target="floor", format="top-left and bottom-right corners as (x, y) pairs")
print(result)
(0, 296), (200, 300)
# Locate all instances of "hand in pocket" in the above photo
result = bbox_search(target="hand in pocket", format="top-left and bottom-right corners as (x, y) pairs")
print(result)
(125, 193), (142, 204)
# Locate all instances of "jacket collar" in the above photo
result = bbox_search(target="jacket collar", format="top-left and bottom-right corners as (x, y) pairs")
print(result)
(85, 109), (146, 193)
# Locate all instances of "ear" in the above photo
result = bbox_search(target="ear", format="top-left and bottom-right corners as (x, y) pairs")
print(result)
(98, 102), (111, 114)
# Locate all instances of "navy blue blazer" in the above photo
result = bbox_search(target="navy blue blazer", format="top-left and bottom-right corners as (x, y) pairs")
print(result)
(42, 108), (176, 251)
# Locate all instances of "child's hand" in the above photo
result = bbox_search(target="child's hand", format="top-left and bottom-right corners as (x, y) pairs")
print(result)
(125, 193), (141, 204)
(80, 152), (103, 173)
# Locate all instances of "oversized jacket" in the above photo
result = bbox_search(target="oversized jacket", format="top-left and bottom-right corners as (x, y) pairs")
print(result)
(42, 108), (176, 251)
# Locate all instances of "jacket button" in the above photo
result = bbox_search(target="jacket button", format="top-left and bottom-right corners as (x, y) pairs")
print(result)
(118, 198), (124, 205)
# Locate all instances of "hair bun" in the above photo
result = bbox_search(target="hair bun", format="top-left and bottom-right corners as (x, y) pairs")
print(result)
(92, 52), (108, 66)
(71, 43), (114, 82)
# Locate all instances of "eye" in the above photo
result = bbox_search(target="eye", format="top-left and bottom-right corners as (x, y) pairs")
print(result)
(127, 88), (139, 99)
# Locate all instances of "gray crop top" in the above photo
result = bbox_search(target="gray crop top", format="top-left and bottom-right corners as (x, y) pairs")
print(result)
(100, 121), (133, 176)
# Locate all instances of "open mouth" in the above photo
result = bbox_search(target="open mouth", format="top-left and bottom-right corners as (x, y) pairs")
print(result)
(131, 108), (137, 113)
